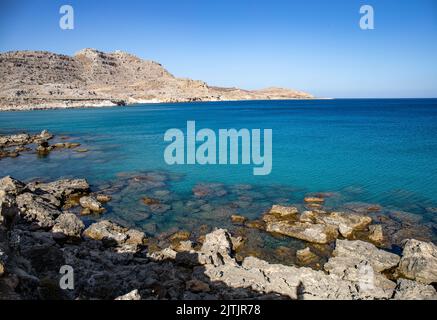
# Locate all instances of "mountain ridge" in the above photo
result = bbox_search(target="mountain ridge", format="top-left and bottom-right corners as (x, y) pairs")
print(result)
(0, 48), (314, 110)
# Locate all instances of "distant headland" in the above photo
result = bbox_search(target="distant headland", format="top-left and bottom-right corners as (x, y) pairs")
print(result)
(0, 49), (314, 111)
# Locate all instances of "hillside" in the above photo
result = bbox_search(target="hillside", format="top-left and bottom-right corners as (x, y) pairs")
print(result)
(0, 49), (313, 110)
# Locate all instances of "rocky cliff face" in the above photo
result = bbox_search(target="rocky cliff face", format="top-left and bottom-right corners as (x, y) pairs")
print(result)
(0, 49), (313, 110)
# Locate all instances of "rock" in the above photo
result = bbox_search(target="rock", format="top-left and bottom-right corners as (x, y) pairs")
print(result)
(83, 220), (128, 244)
(230, 236), (244, 251)
(96, 194), (112, 203)
(266, 221), (338, 244)
(169, 230), (191, 242)
(16, 193), (61, 228)
(52, 212), (84, 239)
(115, 289), (141, 300)
(269, 205), (299, 217)
(36, 141), (51, 155)
(199, 229), (236, 266)
(316, 212), (372, 238)
(0, 176), (25, 194)
(0, 261), (4, 277)
(142, 197), (160, 205)
(186, 279), (211, 293)
(299, 211), (317, 223)
(296, 247), (318, 265)
(325, 239), (400, 273)
(27, 179), (89, 201)
(79, 196), (104, 213)
(397, 239), (437, 284)
(231, 215), (247, 224)
(173, 240), (194, 252)
(393, 279), (437, 300)
(368, 224), (384, 243)
(304, 197), (324, 203)
(245, 220), (265, 230)
(0, 191), (19, 227)
(125, 229), (146, 245)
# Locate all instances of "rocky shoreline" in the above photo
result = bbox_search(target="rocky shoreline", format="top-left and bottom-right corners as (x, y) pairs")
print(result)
(1, 130), (436, 300)
(1, 174), (436, 300)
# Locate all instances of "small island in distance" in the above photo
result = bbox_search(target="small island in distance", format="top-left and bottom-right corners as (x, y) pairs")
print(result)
(0, 48), (314, 111)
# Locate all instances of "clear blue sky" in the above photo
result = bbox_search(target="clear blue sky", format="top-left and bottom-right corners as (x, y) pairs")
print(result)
(1, 0), (436, 98)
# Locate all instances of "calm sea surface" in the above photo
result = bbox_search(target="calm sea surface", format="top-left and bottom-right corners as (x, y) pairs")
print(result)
(1, 99), (437, 249)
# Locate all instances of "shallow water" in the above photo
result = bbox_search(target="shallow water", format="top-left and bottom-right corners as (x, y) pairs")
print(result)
(1, 99), (437, 259)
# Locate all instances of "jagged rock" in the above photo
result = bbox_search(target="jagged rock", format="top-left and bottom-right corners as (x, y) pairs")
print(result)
(26, 179), (89, 202)
(393, 279), (437, 300)
(82, 220), (145, 246)
(325, 258), (396, 299)
(368, 224), (384, 243)
(79, 196), (104, 213)
(199, 229), (237, 266)
(52, 212), (84, 239)
(115, 289), (141, 300)
(0, 176), (25, 195)
(397, 239), (437, 284)
(269, 205), (299, 217)
(266, 221), (338, 244)
(83, 220), (128, 244)
(0, 191), (19, 227)
(316, 212), (372, 238)
(325, 239), (400, 273)
(16, 193), (61, 228)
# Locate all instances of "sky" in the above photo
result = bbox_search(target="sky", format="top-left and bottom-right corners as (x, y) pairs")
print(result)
(0, 0), (436, 98)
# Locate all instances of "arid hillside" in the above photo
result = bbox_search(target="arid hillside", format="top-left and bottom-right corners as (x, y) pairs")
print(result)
(0, 49), (313, 110)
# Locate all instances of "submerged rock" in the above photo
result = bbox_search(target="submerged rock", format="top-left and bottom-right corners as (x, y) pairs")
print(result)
(368, 224), (384, 243)
(397, 239), (437, 284)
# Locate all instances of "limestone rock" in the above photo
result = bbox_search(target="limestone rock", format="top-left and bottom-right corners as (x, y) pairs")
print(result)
(368, 224), (384, 243)
(397, 239), (437, 284)
(115, 289), (141, 300)
(16, 193), (61, 228)
(393, 279), (437, 300)
(266, 221), (338, 244)
(326, 239), (400, 273)
(79, 196), (104, 213)
(316, 212), (372, 238)
(269, 205), (299, 217)
(52, 212), (84, 239)
(83, 220), (130, 245)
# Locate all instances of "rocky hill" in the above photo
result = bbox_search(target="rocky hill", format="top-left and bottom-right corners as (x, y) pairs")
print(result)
(0, 49), (313, 110)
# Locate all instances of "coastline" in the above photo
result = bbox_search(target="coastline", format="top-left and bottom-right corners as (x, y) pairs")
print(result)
(1, 129), (437, 300)
(0, 97), (326, 112)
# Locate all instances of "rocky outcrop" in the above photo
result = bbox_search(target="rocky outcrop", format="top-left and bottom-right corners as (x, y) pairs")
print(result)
(393, 279), (437, 300)
(0, 49), (313, 111)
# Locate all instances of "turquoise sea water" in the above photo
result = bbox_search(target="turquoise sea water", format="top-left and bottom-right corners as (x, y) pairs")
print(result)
(1, 99), (437, 250)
